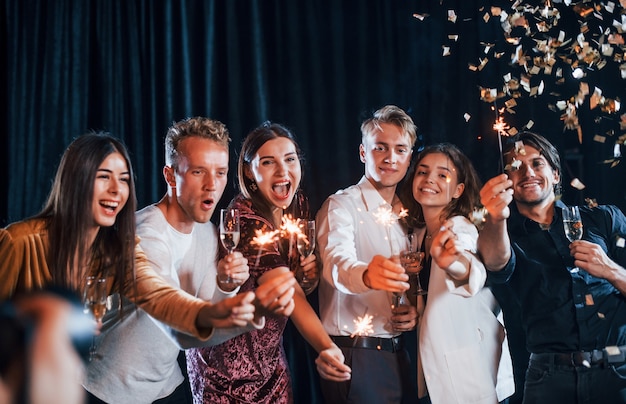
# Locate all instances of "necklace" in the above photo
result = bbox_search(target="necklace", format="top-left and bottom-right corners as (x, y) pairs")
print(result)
(539, 222), (551, 231)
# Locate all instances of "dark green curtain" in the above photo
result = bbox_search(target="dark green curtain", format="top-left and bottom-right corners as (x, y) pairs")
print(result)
(3, 1), (626, 403)
(1, 0), (435, 225)
(4, 0), (625, 228)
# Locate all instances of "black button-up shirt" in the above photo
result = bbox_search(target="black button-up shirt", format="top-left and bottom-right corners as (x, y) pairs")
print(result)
(488, 200), (626, 353)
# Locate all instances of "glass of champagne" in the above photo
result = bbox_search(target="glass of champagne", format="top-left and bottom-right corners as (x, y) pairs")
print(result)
(562, 205), (583, 273)
(400, 233), (426, 296)
(296, 220), (316, 290)
(219, 208), (241, 286)
(83, 276), (108, 361)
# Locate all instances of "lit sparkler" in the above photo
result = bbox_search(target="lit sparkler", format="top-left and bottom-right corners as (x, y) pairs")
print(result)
(350, 313), (374, 338)
(251, 229), (279, 267)
(493, 110), (510, 173)
(373, 206), (408, 256)
(280, 214), (304, 266)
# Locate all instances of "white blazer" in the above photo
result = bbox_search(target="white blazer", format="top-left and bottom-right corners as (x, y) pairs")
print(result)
(417, 216), (515, 404)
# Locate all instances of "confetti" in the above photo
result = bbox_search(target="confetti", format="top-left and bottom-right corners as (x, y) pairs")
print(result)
(570, 178), (586, 190)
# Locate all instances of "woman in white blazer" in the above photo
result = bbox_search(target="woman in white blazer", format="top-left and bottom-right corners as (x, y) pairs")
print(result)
(400, 143), (514, 404)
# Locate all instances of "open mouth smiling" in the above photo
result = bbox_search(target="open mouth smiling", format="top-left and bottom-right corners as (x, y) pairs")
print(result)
(100, 200), (119, 213)
(272, 181), (291, 199)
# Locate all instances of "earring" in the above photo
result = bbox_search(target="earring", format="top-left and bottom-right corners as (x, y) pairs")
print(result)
(249, 181), (258, 192)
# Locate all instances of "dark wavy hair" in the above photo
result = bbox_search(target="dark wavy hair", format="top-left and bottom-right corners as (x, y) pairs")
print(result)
(237, 122), (309, 225)
(399, 143), (482, 228)
(34, 132), (137, 295)
(503, 131), (562, 195)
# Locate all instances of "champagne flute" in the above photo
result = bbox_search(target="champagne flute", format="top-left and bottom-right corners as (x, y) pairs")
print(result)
(562, 205), (583, 273)
(219, 208), (241, 286)
(400, 233), (427, 296)
(296, 220), (316, 290)
(83, 276), (108, 361)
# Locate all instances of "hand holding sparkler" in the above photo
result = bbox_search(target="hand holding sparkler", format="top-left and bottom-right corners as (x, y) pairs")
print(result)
(362, 255), (409, 293)
(256, 267), (297, 317)
(315, 344), (352, 382)
(430, 223), (472, 280)
(479, 174), (514, 223)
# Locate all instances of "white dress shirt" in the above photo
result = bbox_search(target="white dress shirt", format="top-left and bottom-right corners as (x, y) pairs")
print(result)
(316, 176), (406, 338)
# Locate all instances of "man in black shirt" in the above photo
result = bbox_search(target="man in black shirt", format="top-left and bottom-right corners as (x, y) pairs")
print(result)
(478, 132), (626, 403)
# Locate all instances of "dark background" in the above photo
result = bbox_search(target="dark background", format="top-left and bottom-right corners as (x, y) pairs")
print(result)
(3, 0), (625, 227)
(2, 1), (626, 403)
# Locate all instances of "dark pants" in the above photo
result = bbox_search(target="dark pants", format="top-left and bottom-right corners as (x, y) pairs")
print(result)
(319, 338), (415, 404)
(523, 357), (626, 404)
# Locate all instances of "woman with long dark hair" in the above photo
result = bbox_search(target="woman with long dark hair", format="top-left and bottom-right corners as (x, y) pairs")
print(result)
(186, 122), (351, 403)
(0, 132), (256, 339)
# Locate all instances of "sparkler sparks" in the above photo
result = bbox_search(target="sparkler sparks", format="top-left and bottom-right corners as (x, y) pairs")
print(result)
(251, 229), (279, 267)
(373, 206), (408, 256)
(493, 110), (512, 173)
(350, 314), (374, 338)
(280, 215), (305, 266)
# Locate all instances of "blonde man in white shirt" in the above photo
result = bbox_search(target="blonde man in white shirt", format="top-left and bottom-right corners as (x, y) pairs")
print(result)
(316, 105), (419, 403)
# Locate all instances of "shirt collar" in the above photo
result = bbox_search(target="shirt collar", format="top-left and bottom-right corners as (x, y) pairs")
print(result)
(356, 176), (394, 213)
(509, 199), (567, 235)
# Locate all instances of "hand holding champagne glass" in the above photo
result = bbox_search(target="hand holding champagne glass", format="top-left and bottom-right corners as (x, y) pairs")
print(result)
(562, 205), (583, 273)
(83, 275), (109, 360)
(400, 233), (426, 296)
(296, 220), (316, 291)
(219, 208), (241, 286)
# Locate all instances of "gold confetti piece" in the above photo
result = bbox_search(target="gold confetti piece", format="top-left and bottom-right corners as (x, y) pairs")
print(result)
(609, 34), (624, 45)
(616, 237), (625, 248)
(572, 67), (585, 79)
(448, 10), (457, 23)
(586, 294), (595, 306)
(443, 46), (451, 57)
(594, 134), (607, 143)
(570, 178), (586, 190)
(526, 120), (534, 129)
(606, 2), (616, 13)
(412, 13), (429, 21)
(448, 34), (459, 41)
(464, 113), (471, 122)
(585, 198), (598, 208)
(614, 143), (622, 158)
